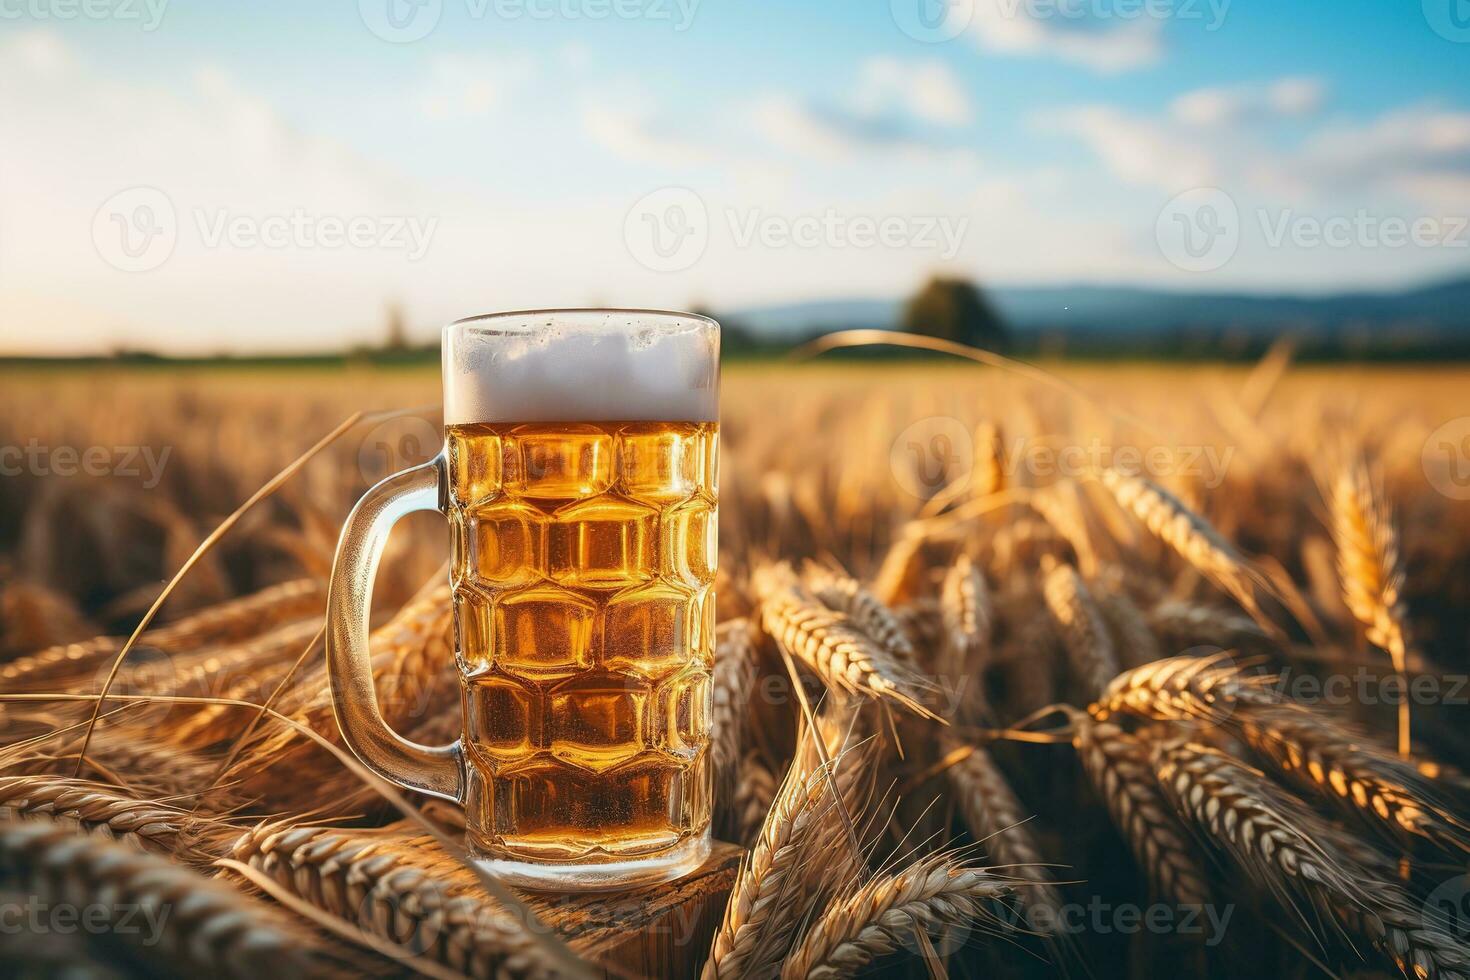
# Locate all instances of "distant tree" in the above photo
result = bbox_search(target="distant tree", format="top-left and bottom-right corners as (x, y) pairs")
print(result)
(383, 301), (409, 352)
(901, 276), (1009, 351)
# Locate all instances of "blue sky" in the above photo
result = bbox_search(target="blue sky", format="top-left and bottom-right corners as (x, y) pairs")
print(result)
(1, 0), (1467, 352)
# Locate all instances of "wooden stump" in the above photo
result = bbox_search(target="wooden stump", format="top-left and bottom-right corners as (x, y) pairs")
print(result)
(543, 841), (744, 978)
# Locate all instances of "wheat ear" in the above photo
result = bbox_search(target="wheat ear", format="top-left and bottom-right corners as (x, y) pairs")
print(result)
(1041, 559), (1119, 703)
(1071, 717), (1212, 907)
(0, 818), (318, 977)
(803, 563), (918, 666)
(754, 563), (938, 720)
(1154, 740), (1470, 980)
(228, 820), (564, 978)
(712, 618), (760, 817)
(944, 736), (1065, 929)
(779, 852), (1012, 979)
(1329, 461), (1417, 755)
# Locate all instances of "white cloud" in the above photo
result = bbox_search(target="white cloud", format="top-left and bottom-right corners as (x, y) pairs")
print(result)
(418, 54), (533, 121)
(963, 1), (1165, 73)
(1048, 105), (1218, 191)
(1170, 76), (1326, 127)
(581, 104), (710, 167)
(856, 57), (973, 127)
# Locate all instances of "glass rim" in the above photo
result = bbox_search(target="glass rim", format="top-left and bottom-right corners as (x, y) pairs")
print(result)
(445, 308), (719, 333)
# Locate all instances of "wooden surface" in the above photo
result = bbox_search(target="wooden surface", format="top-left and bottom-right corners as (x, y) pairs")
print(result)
(542, 841), (744, 978)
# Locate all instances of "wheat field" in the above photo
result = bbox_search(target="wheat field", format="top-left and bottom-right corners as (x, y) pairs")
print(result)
(1, 357), (1469, 978)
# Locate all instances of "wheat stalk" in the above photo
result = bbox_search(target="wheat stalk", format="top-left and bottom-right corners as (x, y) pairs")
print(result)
(943, 736), (1065, 929)
(0, 775), (229, 866)
(1236, 702), (1470, 857)
(0, 818), (320, 977)
(712, 617), (760, 823)
(1071, 717), (1212, 907)
(1153, 739), (1470, 979)
(753, 563), (938, 720)
(1096, 588), (1162, 670)
(1041, 559), (1119, 703)
(1329, 461), (1417, 755)
(731, 751), (779, 848)
(1096, 468), (1273, 632)
(779, 852), (1012, 979)
(940, 555), (987, 725)
(803, 563), (918, 666)
(228, 820), (564, 978)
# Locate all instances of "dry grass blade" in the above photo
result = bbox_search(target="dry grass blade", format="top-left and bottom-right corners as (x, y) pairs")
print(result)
(754, 562), (939, 720)
(1041, 558), (1119, 703)
(869, 531), (927, 607)
(1329, 461), (1417, 754)
(0, 818), (320, 977)
(943, 735), (1065, 929)
(74, 410), (379, 777)
(779, 852), (1013, 980)
(803, 563), (918, 666)
(1071, 716), (1212, 907)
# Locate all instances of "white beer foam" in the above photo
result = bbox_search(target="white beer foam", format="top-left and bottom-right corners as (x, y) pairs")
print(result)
(443, 310), (719, 424)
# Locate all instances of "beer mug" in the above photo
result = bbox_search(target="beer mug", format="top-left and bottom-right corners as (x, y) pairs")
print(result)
(326, 310), (719, 890)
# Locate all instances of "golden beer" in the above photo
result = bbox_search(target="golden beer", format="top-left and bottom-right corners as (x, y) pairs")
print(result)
(447, 420), (717, 862)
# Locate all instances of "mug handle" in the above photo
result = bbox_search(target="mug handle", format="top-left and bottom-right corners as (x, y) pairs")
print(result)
(325, 454), (465, 803)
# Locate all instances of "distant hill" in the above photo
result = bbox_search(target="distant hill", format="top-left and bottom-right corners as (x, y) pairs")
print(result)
(727, 275), (1470, 354)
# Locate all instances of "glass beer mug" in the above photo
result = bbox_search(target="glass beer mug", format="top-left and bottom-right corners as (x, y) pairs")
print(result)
(326, 310), (719, 890)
